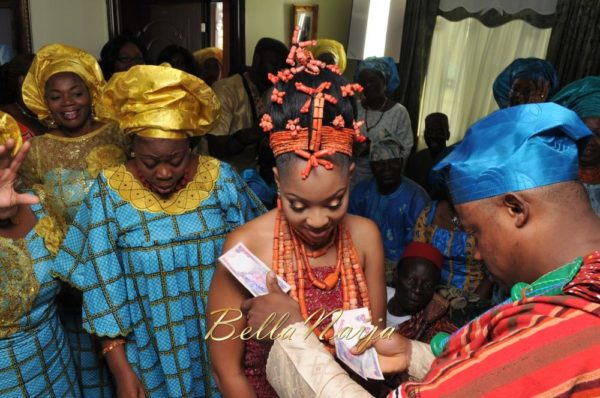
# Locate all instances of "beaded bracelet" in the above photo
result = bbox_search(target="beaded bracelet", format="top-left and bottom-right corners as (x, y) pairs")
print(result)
(101, 339), (126, 357)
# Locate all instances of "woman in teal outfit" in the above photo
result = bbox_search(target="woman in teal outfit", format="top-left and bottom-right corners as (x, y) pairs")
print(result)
(0, 112), (80, 397)
(53, 64), (265, 397)
(19, 43), (128, 397)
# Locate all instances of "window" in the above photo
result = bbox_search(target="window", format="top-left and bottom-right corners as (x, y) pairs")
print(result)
(417, 16), (551, 147)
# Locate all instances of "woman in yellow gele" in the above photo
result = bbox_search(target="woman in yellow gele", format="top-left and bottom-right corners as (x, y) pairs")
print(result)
(19, 43), (129, 397)
(53, 64), (265, 397)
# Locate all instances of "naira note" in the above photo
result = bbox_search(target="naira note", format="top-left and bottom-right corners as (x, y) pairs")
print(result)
(219, 243), (291, 297)
(333, 308), (384, 380)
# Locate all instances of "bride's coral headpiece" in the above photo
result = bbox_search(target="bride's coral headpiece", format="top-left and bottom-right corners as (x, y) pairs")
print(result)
(260, 26), (365, 179)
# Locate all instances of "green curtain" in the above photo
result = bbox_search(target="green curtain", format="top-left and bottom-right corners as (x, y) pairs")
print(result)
(546, 0), (600, 87)
(392, 0), (440, 147)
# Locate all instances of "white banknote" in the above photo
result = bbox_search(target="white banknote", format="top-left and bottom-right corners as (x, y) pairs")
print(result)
(333, 307), (384, 380)
(219, 242), (291, 297)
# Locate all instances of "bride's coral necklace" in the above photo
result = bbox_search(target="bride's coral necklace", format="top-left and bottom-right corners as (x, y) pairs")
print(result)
(272, 209), (371, 350)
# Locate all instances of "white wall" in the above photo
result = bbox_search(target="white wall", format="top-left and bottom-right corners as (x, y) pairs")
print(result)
(29, 0), (108, 58)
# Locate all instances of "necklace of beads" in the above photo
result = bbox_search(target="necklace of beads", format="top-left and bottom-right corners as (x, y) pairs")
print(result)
(272, 210), (371, 350)
(364, 98), (388, 132)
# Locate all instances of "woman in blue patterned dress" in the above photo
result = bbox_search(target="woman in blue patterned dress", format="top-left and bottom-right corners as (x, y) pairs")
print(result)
(0, 112), (80, 397)
(18, 43), (128, 397)
(53, 65), (265, 397)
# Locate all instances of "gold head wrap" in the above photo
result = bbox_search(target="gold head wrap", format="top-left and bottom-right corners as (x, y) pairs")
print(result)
(311, 39), (347, 74)
(22, 43), (105, 121)
(0, 112), (22, 156)
(193, 47), (223, 66)
(96, 64), (220, 139)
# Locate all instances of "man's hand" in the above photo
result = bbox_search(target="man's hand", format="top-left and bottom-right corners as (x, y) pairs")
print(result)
(240, 272), (303, 339)
(351, 331), (412, 374)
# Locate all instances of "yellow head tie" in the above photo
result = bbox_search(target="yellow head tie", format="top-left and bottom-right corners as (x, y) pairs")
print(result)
(133, 129), (190, 140)
(311, 39), (347, 74)
(193, 47), (224, 66)
(96, 64), (220, 138)
(21, 43), (105, 121)
(0, 111), (23, 156)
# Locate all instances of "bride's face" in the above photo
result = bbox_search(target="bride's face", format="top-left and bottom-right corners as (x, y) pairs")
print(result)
(275, 157), (353, 249)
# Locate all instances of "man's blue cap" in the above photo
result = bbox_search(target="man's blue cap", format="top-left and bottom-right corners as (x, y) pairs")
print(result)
(433, 103), (592, 205)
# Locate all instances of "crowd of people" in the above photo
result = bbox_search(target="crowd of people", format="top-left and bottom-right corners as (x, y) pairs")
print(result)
(0, 22), (598, 398)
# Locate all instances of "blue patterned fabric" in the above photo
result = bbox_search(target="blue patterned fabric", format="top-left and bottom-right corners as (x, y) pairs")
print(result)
(18, 122), (127, 397)
(349, 177), (430, 263)
(412, 201), (485, 292)
(0, 201), (80, 397)
(241, 168), (277, 207)
(492, 57), (559, 109)
(54, 158), (265, 397)
(434, 103), (593, 204)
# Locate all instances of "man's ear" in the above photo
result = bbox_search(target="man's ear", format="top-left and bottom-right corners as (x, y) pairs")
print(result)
(502, 193), (529, 228)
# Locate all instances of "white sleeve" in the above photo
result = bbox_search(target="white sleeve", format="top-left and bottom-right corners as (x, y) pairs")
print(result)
(266, 322), (373, 397)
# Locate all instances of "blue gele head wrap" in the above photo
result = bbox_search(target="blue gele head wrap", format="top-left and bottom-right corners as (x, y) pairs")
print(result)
(433, 103), (592, 205)
(551, 76), (600, 119)
(354, 56), (400, 94)
(492, 58), (559, 109)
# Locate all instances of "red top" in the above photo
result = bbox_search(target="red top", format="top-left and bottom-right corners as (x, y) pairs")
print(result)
(244, 265), (361, 398)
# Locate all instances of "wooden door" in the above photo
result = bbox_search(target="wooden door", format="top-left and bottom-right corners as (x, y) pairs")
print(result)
(107, 0), (245, 74)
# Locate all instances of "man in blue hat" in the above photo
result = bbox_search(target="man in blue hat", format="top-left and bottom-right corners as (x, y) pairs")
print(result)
(237, 103), (600, 397)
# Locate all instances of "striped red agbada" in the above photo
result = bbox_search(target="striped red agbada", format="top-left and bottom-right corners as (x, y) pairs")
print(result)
(390, 251), (600, 398)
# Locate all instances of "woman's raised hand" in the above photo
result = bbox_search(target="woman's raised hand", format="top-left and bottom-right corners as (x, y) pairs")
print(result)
(0, 139), (39, 214)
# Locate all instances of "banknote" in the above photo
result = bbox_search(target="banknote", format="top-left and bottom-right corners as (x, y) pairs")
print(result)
(219, 242), (291, 297)
(333, 307), (384, 380)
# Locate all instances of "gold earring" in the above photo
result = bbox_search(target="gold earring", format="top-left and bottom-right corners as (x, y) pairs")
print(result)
(91, 104), (100, 121)
(46, 117), (57, 129)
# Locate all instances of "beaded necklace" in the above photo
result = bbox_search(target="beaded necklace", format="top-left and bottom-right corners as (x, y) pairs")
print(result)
(272, 210), (371, 351)
(364, 98), (388, 132)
